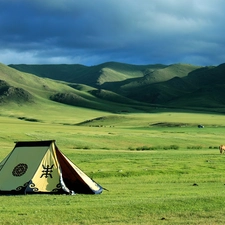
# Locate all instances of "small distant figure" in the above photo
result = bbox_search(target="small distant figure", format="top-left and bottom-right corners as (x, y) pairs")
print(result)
(219, 145), (225, 154)
(198, 125), (204, 128)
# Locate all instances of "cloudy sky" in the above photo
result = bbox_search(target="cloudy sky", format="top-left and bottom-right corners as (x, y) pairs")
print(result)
(0, 0), (225, 66)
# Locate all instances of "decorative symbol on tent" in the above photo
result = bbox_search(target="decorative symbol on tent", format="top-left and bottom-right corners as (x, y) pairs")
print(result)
(29, 183), (39, 192)
(15, 182), (29, 191)
(40, 164), (54, 178)
(12, 163), (28, 177)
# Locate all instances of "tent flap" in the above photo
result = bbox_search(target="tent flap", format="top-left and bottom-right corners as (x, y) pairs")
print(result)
(56, 147), (103, 194)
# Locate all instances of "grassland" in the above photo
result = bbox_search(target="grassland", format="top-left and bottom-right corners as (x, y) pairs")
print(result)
(1, 104), (225, 224)
(1, 62), (225, 224)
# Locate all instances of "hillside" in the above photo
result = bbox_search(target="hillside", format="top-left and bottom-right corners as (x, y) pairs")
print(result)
(5, 61), (225, 112)
(9, 62), (166, 87)
(0, 63), (152, 117)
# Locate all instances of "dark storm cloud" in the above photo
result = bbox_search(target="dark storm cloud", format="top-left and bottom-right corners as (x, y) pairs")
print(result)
(0, 0), (225, 65)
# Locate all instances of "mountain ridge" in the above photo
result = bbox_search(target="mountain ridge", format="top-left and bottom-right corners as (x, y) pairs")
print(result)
(4, 61), (225, 112)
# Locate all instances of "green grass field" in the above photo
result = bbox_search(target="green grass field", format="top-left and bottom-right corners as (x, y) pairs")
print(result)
(1, 106), (225, 224)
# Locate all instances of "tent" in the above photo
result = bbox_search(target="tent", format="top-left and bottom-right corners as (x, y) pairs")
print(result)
(0, 140), (103, 195)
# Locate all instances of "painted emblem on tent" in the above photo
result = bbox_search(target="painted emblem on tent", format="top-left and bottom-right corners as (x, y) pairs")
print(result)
(40, 164), (54, 178)
(15, 182), (29, 191)
(29, 183), (39, 192)
(12, 163), (28, 177)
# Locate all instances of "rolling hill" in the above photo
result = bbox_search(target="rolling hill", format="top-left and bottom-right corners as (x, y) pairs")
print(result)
(5, 61), (225, 112)
(9, 62), (166, 87)
(0, 63), (151, 116)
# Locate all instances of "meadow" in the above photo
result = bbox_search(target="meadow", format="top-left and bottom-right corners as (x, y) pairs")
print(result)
(0, 106), (225, 224)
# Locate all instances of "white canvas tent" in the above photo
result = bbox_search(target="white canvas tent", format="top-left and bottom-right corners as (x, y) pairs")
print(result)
(0, 140), (103, 195)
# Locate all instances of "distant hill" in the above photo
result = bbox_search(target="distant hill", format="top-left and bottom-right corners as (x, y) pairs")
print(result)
(9, 62), (166, 87)
(6, 61), (225, 111)
(0, 63), (149, 113)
